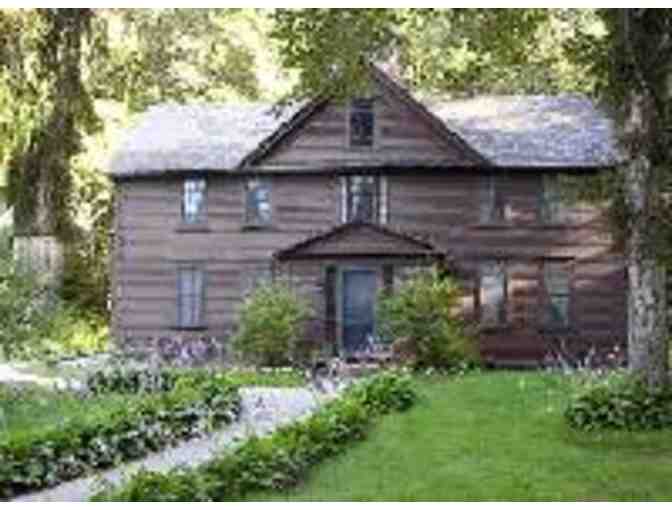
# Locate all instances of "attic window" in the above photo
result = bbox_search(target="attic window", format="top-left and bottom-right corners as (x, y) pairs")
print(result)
(349, 98), (375, 147)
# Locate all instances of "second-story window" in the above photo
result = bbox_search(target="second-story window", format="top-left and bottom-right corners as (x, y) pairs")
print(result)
(182, 178), (207, 224)
(343, 175), (380, 223)
(349, 98), (375, 147)
(540, 175), (567, 224)
(480, 174), (507, 224)
(245, 178), (272, 226)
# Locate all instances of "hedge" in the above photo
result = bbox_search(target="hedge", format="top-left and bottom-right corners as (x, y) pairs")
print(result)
(0, 374), (241, 500)
(92, 371), (417, 501)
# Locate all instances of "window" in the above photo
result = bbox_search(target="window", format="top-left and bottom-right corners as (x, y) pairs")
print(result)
(540, 175), (567, 223)
(480, 175), (507, 223)
(182, 178), (207, 224)
(349, 98), (375, 147)
(543, 260), (571, 328)
(479, 261), (507, 326)
(243, 266), (272, 298)
(177, 265), (205, 328)
(342, 175), (383, 223)
(245, 178), (272, 226)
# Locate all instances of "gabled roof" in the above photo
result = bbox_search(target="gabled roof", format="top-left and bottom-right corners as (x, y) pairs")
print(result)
(108, 67), (621, 177)
(109, 103), (304, 177)
(370, 66), (490, 167)
(274, 222), (446, 260)
(429, 95), (622, 167)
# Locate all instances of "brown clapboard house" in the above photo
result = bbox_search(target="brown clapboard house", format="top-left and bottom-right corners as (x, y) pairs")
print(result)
(109, 66), (625, 365)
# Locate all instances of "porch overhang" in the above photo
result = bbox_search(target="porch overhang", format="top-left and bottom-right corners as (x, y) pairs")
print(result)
(273, 222), (450, 263)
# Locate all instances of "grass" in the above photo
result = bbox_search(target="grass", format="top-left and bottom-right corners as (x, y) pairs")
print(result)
(0, 386), (149, 444)
(249, 371), (672, 501)
(0, 367), (305, 445)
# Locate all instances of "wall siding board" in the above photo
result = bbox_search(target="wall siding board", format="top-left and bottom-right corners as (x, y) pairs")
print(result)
(113, 105), (624, 364)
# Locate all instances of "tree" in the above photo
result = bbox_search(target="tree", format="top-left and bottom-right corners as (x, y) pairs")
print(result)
(604, 10), (672, 387)
(270, 8), (671, 387)
(270, 9), (598, 100)
(0, 8), (278, 314)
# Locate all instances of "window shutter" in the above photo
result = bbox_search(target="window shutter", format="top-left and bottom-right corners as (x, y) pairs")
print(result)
(379, 176), (388, 224)
(325, 265), (337, 352)
(340, 177), (347, 223)
(383, 264), (394, 295)
(480, 176), (495, 223)
(194, 268), (204, 327)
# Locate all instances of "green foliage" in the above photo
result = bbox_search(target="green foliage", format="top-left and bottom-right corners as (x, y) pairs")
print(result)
(377, 267), (479, 369)
(40, 306), (109, 358)
(565, 372), (672, 431)
(0, 373), (241, 499)
(90, 9), (262, 111)
(247, 373), (672, 501)
(5, 9), (98, 238)
(0, 229), (53, 359)
(0, 228), (109, 359)
(232, 282), (311, 367)
(92, 371), (417, 502)
(270, 9), (604, 100)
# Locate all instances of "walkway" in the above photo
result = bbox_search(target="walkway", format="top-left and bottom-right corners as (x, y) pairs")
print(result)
(13, 386), (336, 502)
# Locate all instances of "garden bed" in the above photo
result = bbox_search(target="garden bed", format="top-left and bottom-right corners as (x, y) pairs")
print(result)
(0, 370), (242, 499)
(91, 371), (417, 501)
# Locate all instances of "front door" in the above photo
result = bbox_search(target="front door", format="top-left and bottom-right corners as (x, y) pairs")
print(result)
(342, 269), (377, 354)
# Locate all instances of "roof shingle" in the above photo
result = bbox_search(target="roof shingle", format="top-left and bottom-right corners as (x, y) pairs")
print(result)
(109, 93), (621, 177)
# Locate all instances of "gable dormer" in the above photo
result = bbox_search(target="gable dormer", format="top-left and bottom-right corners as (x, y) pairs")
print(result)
(247, 67), (488, 170)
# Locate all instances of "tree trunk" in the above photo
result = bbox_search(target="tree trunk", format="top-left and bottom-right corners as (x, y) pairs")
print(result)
(625, 153), (669, 388)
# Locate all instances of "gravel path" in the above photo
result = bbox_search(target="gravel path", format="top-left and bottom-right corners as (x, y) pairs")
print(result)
(13, 386), (337, 502)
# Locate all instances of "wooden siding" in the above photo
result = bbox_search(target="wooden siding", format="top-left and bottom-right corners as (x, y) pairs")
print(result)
(259, 82), (477, 169)
(113, 169), (625, 363)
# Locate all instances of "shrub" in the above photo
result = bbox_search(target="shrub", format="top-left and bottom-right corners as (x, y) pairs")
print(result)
(0, 228), (54, 360)
(92, 371), (417, 502)
(40, 305), (109, 358)
(565, 372), (672, 431)
(377, 266), (479, 369)
(232, 282), (311, 367)
(0, 374), (241, 499)
(0, 227), (109, 361)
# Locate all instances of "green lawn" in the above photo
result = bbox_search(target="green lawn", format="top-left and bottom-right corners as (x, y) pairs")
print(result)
(251, 372), (672, 501)
(0, 386), (144, 444)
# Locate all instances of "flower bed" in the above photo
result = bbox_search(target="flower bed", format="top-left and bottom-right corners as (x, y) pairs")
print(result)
(0, 373), (241, 499)
(85, 365), (306, 396)
(92, 371), (417, 501)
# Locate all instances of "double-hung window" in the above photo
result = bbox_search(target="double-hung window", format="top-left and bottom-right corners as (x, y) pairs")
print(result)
(479, 261), (507, 327)
(182, 178), (207, 224)
(540, 175), (567, 224)
(342, 175), (387, 223)
(480, 175), (507, 223)
(243, 266), (272, 299)
(542, 260), (571, 328)
(245, 178), (272, 226)
(177, 265), (205, 329)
